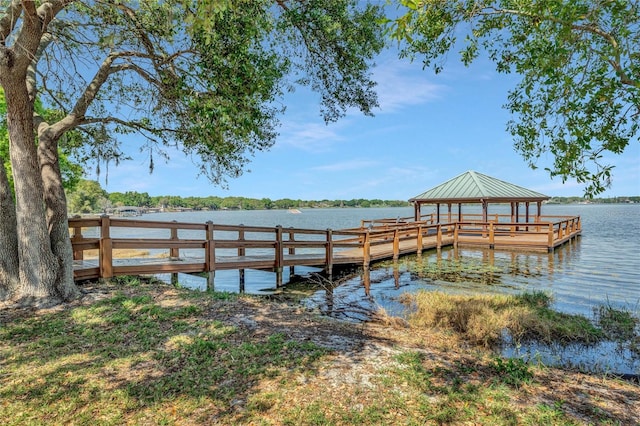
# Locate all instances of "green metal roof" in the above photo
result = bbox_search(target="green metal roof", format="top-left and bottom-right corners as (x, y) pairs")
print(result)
(409, 171), (550, 203)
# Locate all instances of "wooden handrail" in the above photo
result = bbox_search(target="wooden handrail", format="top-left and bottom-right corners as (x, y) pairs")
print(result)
(69, 214), (581, 282)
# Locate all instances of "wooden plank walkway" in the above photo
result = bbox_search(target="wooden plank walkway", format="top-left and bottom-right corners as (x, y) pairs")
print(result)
(70, 215), (582, 290)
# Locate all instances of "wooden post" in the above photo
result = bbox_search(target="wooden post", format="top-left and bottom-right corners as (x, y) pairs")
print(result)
(70, 215), (84, 260)
(489, 222), (495, 248)
(325, 229), (333, 278)
(238, 224), (245, 287)
(481, 200), (489, 238)
(547, 223), (554, 249)
(237, 225), (246, 292)
(170, 221), (179, 259)
(99, 215), (113, 279)
(453, 223), (459, 248)
(205, 221), (215, 272)
(363, 230), (371, 296)
(393, 263), (400, 289)
(207, 272), (215, 292)
(239, 269), (245, 292)
(288, 227), (296, 276)
(436, 224), (442, 249)
(275, 225), (283, 287)
(416, 225), (423, 256)
(393, 229), (400, 262)
(169, 220), (180, 286)
(205, 221), (215, 291)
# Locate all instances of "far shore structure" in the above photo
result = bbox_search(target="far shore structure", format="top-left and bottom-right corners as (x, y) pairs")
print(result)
(410, 170), (551, 224)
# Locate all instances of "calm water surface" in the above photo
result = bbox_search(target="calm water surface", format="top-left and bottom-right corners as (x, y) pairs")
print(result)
(128, 204), (640, 374)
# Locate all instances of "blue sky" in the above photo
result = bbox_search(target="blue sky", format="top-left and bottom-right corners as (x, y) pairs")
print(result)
(90, 49), (640, 200)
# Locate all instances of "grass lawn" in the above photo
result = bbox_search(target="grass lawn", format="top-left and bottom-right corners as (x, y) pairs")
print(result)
(1, 278), (638, 425)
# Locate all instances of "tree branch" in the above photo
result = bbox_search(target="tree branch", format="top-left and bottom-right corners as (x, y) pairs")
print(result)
(115, 2), (158, 61)
(0, 0), (22, 43)
(79, 115), (180, 136)
(480, 6), (639, 88)
(11, 0), (72, 71)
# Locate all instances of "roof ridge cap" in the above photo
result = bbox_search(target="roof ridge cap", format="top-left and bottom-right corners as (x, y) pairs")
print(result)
(468, 171), (487, 196)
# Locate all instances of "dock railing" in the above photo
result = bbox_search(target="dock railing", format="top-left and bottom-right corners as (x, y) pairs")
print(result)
(69, 214), (580, 284)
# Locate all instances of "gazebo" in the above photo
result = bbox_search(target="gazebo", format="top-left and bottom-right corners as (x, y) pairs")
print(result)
(409, 170), (550, 224)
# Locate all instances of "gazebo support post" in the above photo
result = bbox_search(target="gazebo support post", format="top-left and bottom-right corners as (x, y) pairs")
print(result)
(536, 201), (542, 231)
(482, 199), (488, 222)
(482, 199), (488, 237)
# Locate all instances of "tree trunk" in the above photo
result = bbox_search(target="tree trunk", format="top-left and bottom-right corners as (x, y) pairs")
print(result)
(0, 157), (19, 300)
(4, 80), (60, 303)
(38, 129), (79, 300)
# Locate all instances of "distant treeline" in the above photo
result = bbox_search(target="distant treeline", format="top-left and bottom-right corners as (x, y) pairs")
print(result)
(107, 192), (640, 210)
(112, 193), (410, 211)
(547, 196), (640, 204)
(65, 180), (638, 214)
(66, 180), (410, 214)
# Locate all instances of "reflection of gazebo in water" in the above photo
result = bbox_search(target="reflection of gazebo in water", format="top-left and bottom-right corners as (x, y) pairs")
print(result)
(410, 170), (550, 224)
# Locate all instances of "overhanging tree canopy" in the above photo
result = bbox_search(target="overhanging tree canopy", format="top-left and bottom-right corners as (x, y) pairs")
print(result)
(0, 0), (385, 304)
(390, 0), (639, 197)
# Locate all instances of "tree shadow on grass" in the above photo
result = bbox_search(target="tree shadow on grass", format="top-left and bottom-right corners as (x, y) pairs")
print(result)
(0, 282), (396, 424)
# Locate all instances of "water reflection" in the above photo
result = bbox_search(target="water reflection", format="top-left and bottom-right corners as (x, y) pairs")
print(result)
(302, 241), (639, 376)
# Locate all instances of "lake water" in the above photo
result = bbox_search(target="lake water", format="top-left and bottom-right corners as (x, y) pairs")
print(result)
(129, 204), (640, 374)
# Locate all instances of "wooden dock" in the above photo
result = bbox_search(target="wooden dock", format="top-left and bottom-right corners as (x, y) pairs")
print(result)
(70, 214), (581, 292)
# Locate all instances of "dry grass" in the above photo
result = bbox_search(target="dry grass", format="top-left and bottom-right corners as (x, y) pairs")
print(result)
(406, 291), (514, 346)
(405, 290), (606, 348)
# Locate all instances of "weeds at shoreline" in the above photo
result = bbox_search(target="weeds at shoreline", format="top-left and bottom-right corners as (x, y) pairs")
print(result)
(404, 290), (638, 349)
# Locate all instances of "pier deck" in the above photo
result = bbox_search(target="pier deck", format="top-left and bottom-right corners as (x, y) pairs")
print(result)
(70, 214), (581, 290)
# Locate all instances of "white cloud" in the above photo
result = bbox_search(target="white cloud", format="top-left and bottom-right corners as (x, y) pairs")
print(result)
(276, 121), (346, 153)
(372, 59), (447, 113)
(311, 159), (379, 172)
